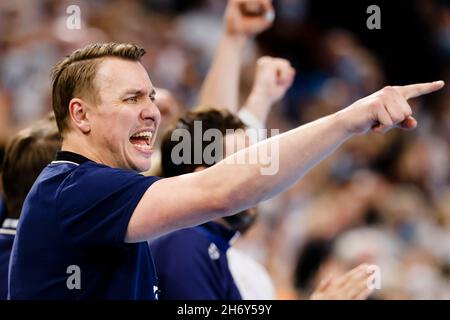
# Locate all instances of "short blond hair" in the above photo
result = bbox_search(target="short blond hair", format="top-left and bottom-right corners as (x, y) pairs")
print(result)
(51, 42), (146, 136)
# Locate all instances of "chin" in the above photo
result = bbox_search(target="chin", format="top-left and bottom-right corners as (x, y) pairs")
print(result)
(127, 149), (153, 172)
(141, 161), (152, 173)
(135, 159), (152, 173)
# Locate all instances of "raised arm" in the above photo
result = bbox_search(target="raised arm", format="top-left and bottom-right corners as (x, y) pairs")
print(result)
(239, 56), (295, 128)
(126, 81), (444, 242)
(198, 0), (274, 112)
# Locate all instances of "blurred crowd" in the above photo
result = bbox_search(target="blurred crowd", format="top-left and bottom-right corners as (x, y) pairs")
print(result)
(0, 0), (449, 299)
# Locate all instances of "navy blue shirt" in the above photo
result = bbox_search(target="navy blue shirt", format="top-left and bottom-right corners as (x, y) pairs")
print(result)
(0, 219), (16, 300)
(8, 151), (160, 300)
(150, 222), (242, 300)
(0, 198), (5, 224)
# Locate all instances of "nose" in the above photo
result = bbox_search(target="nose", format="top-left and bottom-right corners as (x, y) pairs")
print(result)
(141, 101), (161, 126)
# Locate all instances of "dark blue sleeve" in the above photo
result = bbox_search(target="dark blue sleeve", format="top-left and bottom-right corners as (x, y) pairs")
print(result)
(56, 164), (159, 246)
(151, 230), (235, 300)
(0, 198), (6, 223)
(0, 235), (14, 299)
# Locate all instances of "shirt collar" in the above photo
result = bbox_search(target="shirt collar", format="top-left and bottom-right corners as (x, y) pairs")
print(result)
(55, 151), (93, 165)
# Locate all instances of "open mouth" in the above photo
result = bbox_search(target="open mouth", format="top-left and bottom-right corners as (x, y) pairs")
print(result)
(129, 130), (153, 153)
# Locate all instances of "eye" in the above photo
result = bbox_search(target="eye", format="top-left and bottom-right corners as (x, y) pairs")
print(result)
(150, 94), (156, 102)
(125, 96), (138, 103)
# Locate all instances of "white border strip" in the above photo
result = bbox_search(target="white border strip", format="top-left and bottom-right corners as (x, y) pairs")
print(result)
(51, 160), (79, 166)
(2, 218), (18, 229)
(0, 228), (16, 236)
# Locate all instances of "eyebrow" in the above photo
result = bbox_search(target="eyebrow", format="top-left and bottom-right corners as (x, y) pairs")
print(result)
(121, 88), (156, 98)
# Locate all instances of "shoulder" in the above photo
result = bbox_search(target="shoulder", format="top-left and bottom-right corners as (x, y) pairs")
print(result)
(0, 232), (15, 248)
(50, 162), (160, 220)
(151, 227), (228, 269)
(72, 162), (154, 182)
(58, 162), (159, 196)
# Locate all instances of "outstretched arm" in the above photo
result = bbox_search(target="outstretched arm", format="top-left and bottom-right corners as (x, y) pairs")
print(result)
(198, 0), (274, 112)
(127, 81), (444, 242)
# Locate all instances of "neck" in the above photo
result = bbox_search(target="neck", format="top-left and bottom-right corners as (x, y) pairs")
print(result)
(61, 133), (109, 166)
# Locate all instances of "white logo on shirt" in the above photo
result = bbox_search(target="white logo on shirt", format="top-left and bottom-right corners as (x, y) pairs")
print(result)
(208, 243), (220, 260)
(153, 285), (159, 300)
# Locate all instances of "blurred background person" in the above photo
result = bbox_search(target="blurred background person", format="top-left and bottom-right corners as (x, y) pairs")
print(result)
(0, 114), (60, 299)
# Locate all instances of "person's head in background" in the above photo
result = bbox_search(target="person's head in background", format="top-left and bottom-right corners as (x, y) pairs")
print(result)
(161, 107), (256, 234)
(154, 88), (182, 145)
(293, 238), (336, 297)
(0, 113), (61, 222)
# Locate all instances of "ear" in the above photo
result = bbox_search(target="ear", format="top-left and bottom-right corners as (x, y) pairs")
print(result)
(68, 98), (91, 134)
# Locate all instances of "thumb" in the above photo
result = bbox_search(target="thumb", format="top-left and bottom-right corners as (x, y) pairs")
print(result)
(372, 116), (418, 133)
(397, 116), (417, 130)
(371, 123), (389, 134)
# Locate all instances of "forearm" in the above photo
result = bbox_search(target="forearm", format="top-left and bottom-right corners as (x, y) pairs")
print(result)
(241, 90), (273, 125)
(209, 110), (353, 213)
(128, 80), (444, 243)
(128, 111), (352, 242)
(198, 33), (247, 112)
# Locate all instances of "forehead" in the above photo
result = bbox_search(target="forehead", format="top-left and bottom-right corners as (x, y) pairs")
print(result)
(95, 57), (153, 93)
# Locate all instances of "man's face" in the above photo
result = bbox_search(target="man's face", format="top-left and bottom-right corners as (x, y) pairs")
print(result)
(88, 57), (161, 172)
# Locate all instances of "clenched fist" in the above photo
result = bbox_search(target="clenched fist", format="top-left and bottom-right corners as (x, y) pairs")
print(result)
(251, 56), (296, 105)
(225, 0), (275, 36)
(241, 56), (295, 125)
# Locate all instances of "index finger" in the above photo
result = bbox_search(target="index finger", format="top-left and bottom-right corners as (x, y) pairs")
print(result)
(394, 80), (444, 100)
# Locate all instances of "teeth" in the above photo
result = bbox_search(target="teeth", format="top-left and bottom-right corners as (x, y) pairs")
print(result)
(133, 144), (152, 152)
(131, 131), (153, 139)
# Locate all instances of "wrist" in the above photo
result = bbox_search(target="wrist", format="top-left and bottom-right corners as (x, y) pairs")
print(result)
(238, 108), (265, 131)
(242, 92), (273, 125)
(245, 91), (273, 112)
(222, 30), (248, 47)
(333, 108), (357, 138)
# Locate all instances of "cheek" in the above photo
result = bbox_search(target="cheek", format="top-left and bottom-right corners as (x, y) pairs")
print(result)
(94, 112), (130, 146)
